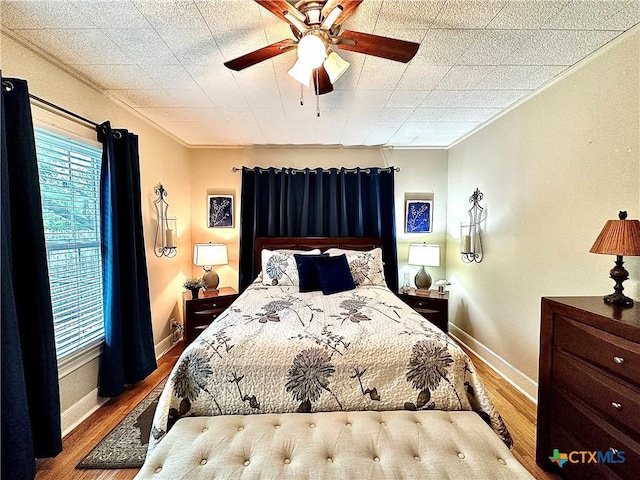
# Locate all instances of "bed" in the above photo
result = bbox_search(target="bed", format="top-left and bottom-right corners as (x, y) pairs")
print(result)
(147, 237), (513, 461)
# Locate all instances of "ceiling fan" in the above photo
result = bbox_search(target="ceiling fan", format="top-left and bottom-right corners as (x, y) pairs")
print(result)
(224, 0), (420, 97)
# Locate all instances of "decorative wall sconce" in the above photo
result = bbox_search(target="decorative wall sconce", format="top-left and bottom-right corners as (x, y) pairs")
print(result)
(153, 183), (177, 258)
(461, 188), (484, 263)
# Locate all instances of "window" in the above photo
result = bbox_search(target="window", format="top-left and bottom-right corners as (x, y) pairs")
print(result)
(34, 127), (104, 363)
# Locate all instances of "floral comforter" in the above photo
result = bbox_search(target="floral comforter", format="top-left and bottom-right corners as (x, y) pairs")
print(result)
(148, 283), (512, 453)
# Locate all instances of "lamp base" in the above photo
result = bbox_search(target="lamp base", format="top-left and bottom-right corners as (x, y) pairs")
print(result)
(604, 255), (633, 307)
(415, 266), (432, 290)
(202, 268), (220, 291)
(603, 292), (634, 307)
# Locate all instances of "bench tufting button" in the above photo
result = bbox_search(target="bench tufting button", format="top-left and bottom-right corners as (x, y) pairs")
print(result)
(284, 458), (291, 464)
(238, 426), (244, 431)
(414, 456), (420, 461)
(310, 423), (316, 428)
(274, 424), (281, 429)
(346, 423), (352, 427)
(498, 458), (506, 465)
(373, 457), (380, 462)
(380, 422), (386, 426)
(155, 467), (162, 473)
(200, 459), (207, 465)
(416, 422), (421, 426)
(202, 427), (208, 432)
(457, 452), (465, 459)
(243, 460), (250, 467)
(327, 457), (333, 463)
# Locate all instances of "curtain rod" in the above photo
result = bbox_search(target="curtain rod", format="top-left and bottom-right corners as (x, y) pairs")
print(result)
(231, 166), (400, 173)
(2, 79), (99, 128)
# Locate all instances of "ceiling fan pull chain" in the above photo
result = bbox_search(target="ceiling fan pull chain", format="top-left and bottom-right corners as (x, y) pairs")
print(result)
(316, 69), (320, 117)
(300, 84), (304, 106)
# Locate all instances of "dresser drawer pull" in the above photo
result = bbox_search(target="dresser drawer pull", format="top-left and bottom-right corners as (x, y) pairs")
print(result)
(613, 356), (625, 364)
(611, 402), (622, 410)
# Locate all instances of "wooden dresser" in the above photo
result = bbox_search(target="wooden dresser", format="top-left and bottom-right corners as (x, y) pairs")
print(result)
(536, 297), (640, 479)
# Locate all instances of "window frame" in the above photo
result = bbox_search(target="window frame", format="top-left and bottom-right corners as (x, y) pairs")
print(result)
(32, 114), (105, 379)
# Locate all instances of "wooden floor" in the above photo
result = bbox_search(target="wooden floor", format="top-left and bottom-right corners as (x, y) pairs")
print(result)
(36, 340), (558, 480)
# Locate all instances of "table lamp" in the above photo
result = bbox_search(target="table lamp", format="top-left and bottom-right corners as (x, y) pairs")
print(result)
(589, 211), (640, 306)
(408, 243), (440, 290)
(193, 243), (228, 291)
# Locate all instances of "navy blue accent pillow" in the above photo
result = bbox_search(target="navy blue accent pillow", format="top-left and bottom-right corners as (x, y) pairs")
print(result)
(314, 254), (356, 295)
(294, 254), (329, 292)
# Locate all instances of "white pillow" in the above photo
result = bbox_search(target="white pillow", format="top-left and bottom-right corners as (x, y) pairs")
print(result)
(261, 249), (321, 286)
(323, 247), (386, 287)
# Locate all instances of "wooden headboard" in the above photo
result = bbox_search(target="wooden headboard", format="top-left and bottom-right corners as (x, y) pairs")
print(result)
(254, 237), (382, 279)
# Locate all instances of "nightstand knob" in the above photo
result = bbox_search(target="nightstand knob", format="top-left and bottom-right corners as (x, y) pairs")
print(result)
(613, 356), (625, 364)
(611, 402), (622, 410)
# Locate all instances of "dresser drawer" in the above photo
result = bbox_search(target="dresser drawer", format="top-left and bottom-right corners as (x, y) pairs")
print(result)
(551, 387), (640, 479)
(555, 315), (640, 388)
(553, 350), (640, 436)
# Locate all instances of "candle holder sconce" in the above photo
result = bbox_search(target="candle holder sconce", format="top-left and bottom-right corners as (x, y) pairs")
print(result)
(460, 188), (484, 263)
(153, 183), (177, 258)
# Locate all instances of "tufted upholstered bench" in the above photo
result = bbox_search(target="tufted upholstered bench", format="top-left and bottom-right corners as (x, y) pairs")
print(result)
(135, 410), (534, 479)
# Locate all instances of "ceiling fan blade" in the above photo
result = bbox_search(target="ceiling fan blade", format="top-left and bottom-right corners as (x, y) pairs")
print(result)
(336, 30), (420, 63)
(322, 0), (363, 25)
(224, 40), (296, 71)
(255, 0), (305, 23)
(313, 65), (334, 95)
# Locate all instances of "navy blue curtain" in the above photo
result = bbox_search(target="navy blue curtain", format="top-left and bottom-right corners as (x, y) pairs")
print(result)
(239, 167), (398, 292)
(1, 78), (62, 479)
(97, 121), (156, 398)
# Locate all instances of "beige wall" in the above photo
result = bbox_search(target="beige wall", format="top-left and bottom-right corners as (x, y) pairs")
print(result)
(188, 147), (448, 290)
(446, 28), (640, 396)
(1, 33), (192, 414)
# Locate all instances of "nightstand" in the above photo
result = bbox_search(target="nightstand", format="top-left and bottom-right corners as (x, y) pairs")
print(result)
(183, 287), (239, 345)
(398, 290), (449, 333)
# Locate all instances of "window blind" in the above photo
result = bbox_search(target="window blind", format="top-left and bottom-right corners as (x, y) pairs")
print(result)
(34, 127), (104, 361)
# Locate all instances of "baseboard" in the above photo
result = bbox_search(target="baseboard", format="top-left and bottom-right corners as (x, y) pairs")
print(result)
(154, 333), (174, 359)
(61, 334), (174, 437)
(449, 323), (538, 403)
(61, 388), (109, 436)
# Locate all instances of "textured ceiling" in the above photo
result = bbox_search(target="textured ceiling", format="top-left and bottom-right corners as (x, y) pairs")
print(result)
(1, 0), (638, 147)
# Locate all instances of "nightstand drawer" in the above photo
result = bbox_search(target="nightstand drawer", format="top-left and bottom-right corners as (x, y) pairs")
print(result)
(555, 315), (640, 387)
(191, 296), (236, 311)
(183, 288), (238, 345)
(397, 291), (448, 333)
(553, 350), (640, 436)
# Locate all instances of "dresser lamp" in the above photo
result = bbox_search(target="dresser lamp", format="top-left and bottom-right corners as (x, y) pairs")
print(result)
(408, 243), (441, 290)
(589, 211), (640, 307)
(193, 243), (228, 291)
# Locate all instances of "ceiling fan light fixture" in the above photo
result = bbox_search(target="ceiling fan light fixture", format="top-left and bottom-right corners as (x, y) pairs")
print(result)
(288, 57), (313, 87)
(296, 33), (327, 68)
(324, 51), (350, 84)
(320, 5), (343, 30)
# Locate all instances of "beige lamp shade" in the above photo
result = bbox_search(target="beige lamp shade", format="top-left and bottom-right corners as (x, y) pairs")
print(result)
(408, 244), (440, 290)
(193, 243), (229, 266)
(408, 244), (441, 267)
(193, 243), (228, 291)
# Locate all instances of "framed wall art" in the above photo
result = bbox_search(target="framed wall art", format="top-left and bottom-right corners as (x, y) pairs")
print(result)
(405, 199), (433, 233)
(207, 194), (233, 228)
